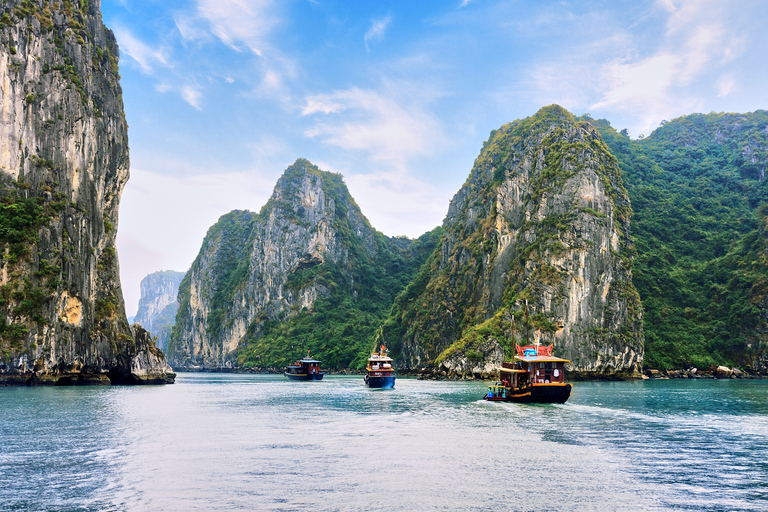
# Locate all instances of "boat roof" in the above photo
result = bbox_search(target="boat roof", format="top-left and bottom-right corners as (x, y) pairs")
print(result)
(368, 354), (393, 362)
(514, 355), (570, 363)
(299, 358), (322, 363)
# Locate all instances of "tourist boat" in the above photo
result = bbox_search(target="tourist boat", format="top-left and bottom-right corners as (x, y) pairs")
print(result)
(484, 344), (571, 403)
(364, 345), (395, 389)
(284, 352), (324, 381)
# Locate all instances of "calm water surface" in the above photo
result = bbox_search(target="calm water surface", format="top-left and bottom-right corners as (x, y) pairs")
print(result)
(1, 374), (766, 511)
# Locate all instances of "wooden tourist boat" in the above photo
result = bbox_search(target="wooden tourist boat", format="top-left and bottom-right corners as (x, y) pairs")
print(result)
(284, 352), (324, 381)
(364, 345), (395, 389)
(484, 344), (571, 404)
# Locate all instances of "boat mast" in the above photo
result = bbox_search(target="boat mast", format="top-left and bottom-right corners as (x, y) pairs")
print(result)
(372, 326), (384, 355)
(525, 299), (530, 347)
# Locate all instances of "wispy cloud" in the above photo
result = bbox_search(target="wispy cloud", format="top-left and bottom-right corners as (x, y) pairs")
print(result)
(191, 0), (280, 55)
(589, 0), (743, 133)
(173, 0), (294, 104)
(302, 85), (443, 164)
(111, 26), (169, 73)
(717, 76), (735, 97)
(181, 85), (204, 109)
(364, 16), (392, 51)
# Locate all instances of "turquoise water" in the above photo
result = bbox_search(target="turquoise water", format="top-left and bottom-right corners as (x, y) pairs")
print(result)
(1, 375), (766, 511)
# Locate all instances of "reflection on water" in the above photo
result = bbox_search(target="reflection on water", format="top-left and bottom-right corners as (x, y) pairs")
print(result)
(1, 375), (766, 511)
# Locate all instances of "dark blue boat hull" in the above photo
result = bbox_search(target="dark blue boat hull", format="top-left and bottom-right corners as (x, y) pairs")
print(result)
(484, 383), (571, 404)
(365, 375), (395, 389)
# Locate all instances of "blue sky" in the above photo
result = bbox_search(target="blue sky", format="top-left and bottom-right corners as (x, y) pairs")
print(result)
(108, 0), (768, 316)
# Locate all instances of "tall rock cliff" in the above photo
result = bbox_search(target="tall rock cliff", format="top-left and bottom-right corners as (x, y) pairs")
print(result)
(168, 159), (438, 369)
(0, 0), (173, 384)
(134, 270), (184, 351)
(383, 105), (644, 377)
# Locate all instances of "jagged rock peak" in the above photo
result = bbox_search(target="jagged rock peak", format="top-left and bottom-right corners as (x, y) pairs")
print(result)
(168, 158), (439, 370)
(259, 158), (370, 228)
(168, 158), (372, 368)
(385, 105), (644, 377)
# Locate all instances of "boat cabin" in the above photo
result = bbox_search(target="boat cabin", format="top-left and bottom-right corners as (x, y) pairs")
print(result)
(285, 355), (324, 380)
(293, 358), (322, 375)
(367, 354), (394, 380)
(499, 345), (569, 388)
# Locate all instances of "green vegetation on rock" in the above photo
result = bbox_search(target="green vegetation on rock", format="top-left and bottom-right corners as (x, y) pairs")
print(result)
(589, 111), (768, 370)
(236, 228), (440, 369)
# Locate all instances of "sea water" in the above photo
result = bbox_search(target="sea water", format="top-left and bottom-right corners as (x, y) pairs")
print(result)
(1, 374), (766, 511)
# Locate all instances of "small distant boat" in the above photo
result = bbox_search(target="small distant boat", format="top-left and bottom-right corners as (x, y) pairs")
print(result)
(364, 345), (395, 389)
(484, 344), (571, 404)
(284, 351), (324, 381)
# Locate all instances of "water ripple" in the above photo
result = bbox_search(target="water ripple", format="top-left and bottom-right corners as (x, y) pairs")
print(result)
(1, 375), (766, 511)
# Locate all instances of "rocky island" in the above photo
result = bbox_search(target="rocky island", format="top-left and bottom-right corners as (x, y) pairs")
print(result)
(382, 105), (644, 379)
(0, 0), (173, 385)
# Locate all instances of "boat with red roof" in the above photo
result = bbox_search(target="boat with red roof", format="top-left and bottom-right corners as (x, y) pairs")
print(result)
(484, 344), (571, 404)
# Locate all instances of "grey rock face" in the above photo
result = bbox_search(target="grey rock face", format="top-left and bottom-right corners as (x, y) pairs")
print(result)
(134, 270), (185, 351)
(388, 106), (644, 377)
(168, 159), (436, 369)
(169, 159), (382, 367)
(0, 0), (172, 385)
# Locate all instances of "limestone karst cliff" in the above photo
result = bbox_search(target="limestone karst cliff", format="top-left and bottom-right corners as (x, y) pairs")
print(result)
(0, 0), (174, 384)
(134, 270), (185, 351)
(168, 159), (438, 369)
(382, 105), (644, 377)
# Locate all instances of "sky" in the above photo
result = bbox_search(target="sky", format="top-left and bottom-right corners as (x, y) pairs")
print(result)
(106, 0), (768, 316)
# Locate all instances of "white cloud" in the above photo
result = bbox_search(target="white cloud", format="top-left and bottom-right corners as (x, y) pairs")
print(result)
(592, 53), (677, 110)
(302, 96), (346, 116)
(302, 86), (443, 164)
(676, 24), (723, 84)
(344, 169), (450, 238)
(192, 0), (280, 55)
(717, 76), (735, 97)
(155, 82), (172, 93)
(112, 26), (169, 73)
(364, 16), (392, 51)
(175, 1), (295, 103)
(181, 85), (204, 109)
(174, 13), (212, 43)
(589, 0), (743, 134)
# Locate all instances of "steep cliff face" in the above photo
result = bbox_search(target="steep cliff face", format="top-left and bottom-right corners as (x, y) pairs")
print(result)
(383, 106), (644, 377)
(134, 270), (184, 351)
(168, 159), (437, 368)
(0, 0), (173, 384)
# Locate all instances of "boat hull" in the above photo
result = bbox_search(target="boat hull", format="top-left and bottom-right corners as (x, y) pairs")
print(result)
(485, 383), (571, 404)
(284, 372), (324, 381)
(364, 374), (395, 389)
